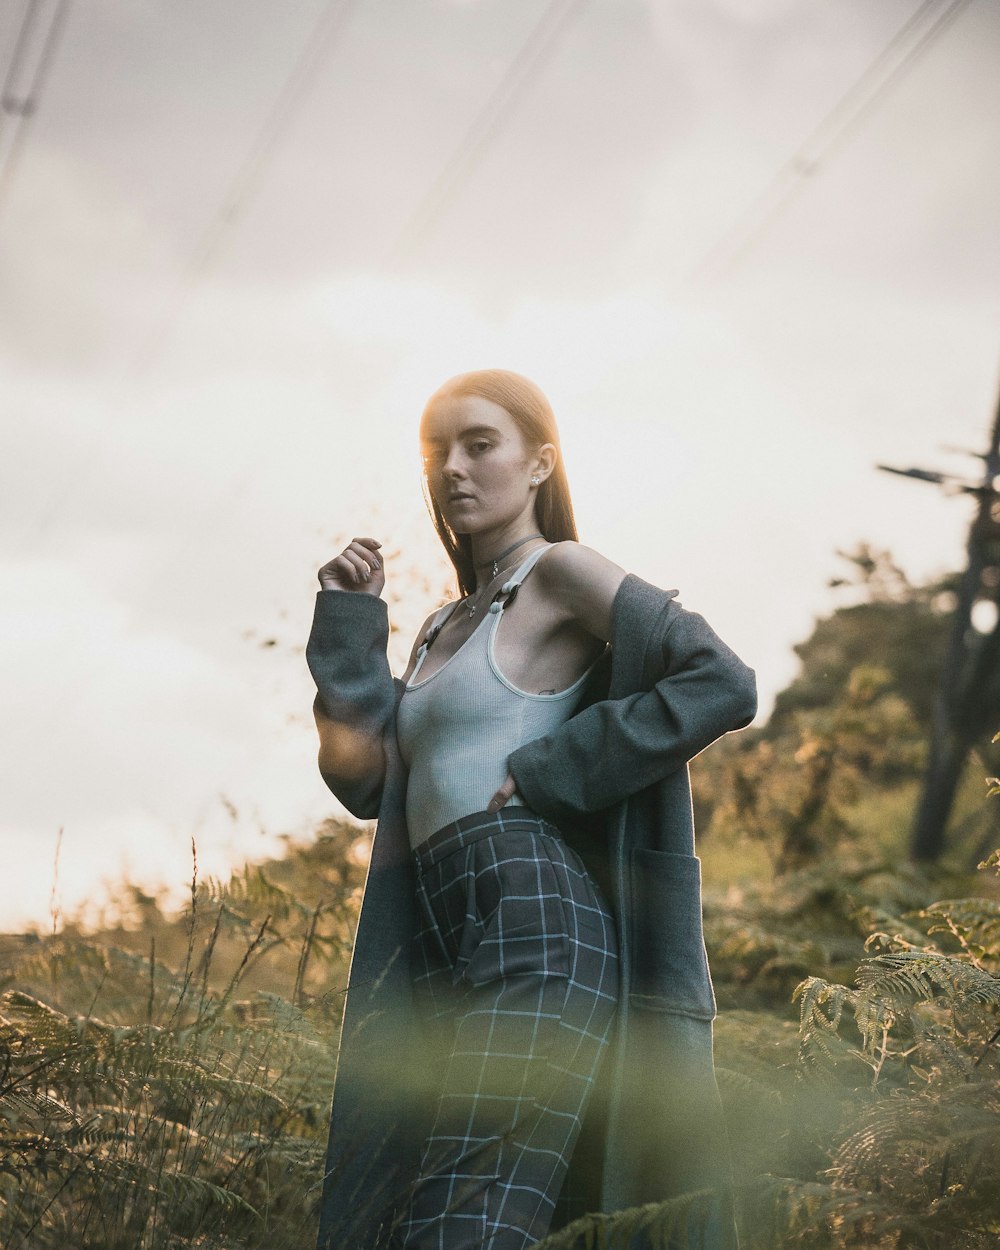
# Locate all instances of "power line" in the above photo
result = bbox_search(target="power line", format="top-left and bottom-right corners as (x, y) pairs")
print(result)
(125, 0), (587, 632)
(143, 0), (588, 633)
(130, 0), (361, 380)
(0, 0), (43, 144)
(22, 0), (360, 547)
(388, 0), (587, 266)
(0, 0), (72, 214)
(688, 0), (974, 285)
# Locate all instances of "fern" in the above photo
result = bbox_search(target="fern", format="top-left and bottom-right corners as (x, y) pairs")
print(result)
(534, 1188), (734, 1250)
(0, 899), (338, 1249)
(855, 951), (1000, 1006)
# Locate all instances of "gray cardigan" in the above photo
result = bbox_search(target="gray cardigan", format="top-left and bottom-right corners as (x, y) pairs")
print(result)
(306, 573), (757, 1250)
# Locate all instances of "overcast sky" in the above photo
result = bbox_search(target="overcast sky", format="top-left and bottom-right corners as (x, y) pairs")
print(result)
(1, 0), (998, 931)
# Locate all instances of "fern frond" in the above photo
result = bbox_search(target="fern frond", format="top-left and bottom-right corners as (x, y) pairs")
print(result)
(831, 1083), (1000, 1215)
(856, 952), (1000, 1006)
(860, 908), (933, 950)
(919, 898), (1000, 963)
(735, 1173), (868, 1249)
(793, 976), (861, 1067)
(534, 1187), (730, 1250)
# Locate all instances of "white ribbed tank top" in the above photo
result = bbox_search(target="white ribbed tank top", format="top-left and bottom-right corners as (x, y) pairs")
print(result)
(397, 545), (599, 849)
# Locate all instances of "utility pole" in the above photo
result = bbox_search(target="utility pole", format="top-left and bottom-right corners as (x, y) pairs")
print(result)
(877, 378), (1000, 862)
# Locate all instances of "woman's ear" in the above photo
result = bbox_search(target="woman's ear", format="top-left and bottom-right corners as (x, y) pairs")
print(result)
(533, 442), (557, 483)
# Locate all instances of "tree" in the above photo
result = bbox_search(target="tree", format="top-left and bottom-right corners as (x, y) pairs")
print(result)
(769, 545), (954, 740)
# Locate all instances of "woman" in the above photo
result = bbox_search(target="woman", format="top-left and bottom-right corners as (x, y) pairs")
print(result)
(307, 370), (756, 1250)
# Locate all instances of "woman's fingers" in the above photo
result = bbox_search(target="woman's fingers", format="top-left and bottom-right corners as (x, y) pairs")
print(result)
(341, 548), (374, 581)
(486, 774), (517, 813)
(317, 537), (386, 593)
(347, 539), (381, 572)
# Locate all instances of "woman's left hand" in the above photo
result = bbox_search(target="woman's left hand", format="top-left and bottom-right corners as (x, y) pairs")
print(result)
(487, 774), (516, 813)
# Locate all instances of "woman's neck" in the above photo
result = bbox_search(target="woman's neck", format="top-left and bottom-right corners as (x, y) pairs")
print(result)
(469, 527), (545, 591)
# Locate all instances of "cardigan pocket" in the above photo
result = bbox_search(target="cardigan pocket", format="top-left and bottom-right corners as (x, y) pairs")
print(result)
(628, 848), (717, 1020)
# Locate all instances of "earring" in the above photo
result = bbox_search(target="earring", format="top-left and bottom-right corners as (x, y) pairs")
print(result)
(530, 475), (540, 486)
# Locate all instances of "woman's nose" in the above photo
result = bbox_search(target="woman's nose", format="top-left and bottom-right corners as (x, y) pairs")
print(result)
(441, 448), (466, 478)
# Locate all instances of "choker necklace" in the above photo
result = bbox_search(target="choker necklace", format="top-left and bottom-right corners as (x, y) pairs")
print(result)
(477, 532), (544, 580)
(465, 533), (544, 617)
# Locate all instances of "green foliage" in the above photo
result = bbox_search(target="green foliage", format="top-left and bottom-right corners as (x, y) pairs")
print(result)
(87, 818), (369, 1010)
(770, 545), (956, 737)
(747, 855), (1000, 1248)
(2, 846), (996, 1250)
(703, 663), (927, 877)
(0, 821), (367, 1249)
(693, 543), (1000, 884)
(545, 850), (1000, 1250)
(535, 1188), (732, 1250)
(6, 541), (1000, 1248)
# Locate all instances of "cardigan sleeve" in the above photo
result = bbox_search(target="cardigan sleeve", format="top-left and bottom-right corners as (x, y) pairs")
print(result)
(507, 591), (757, 824)
(305, 590), (399, 820)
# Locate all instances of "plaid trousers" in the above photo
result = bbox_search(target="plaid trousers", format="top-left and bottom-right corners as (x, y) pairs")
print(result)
(397, 809), (619, 1250)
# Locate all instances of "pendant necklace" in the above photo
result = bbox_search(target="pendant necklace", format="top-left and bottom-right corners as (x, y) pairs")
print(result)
(464, 533), (543, 617)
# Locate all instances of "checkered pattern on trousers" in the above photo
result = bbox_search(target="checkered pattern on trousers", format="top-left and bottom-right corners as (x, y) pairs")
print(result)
(397, 808), (619, 1250)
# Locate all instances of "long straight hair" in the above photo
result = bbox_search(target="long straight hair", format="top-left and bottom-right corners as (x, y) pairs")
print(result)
(420, 370), (578, 597)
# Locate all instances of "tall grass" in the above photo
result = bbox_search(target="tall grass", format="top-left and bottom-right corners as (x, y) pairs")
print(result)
(0, 819), (367, 1250)
(4, 782), (999, 1248)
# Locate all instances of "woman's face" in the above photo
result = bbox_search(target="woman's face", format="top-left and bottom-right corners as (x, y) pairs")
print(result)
(420, 394), (550, 536)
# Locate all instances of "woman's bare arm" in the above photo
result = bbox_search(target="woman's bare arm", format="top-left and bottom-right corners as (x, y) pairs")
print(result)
(486, 543), (625, 812)
(533, 541), (627, 641)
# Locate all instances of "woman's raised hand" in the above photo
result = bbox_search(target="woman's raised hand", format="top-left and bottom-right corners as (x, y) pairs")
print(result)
(317, 537), (385, 596)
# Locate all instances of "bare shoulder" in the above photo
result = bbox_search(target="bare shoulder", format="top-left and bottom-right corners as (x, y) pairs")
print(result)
(535, 541), (626, 641)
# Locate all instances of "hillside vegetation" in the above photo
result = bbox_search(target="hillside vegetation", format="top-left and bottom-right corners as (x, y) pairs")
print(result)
(3, 548), (999, 1249)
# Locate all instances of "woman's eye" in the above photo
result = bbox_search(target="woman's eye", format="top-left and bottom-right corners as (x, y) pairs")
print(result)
(469, 440), (492, 454)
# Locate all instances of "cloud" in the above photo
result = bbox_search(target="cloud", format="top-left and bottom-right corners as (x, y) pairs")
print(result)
(0, 145), (172, 371)
(0, 543), (332, 929)
(2, 0), (996, 928)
